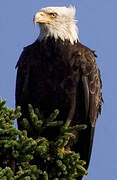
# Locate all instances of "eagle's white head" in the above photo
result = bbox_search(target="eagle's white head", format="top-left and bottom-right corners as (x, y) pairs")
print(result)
(34, 6), (79, 44)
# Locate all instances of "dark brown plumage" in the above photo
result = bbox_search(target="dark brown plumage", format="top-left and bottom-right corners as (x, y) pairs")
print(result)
(16, 37), (102, 171)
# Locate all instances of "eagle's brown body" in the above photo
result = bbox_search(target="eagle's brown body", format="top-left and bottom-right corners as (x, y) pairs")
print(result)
(16, 37), (102, 170)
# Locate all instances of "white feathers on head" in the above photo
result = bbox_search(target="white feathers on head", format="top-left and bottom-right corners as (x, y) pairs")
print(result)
(41, 6), (76, 19)
(37, 6), (79, 44)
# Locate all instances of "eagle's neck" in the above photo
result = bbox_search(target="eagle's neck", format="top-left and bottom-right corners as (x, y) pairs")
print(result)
(38, 22), (79, 44)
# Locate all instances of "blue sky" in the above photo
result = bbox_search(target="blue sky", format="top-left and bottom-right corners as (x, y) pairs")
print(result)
(0, 0), (116, 179)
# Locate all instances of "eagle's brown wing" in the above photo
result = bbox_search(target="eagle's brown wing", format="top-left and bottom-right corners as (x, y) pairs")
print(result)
(74, 46), (102, 169)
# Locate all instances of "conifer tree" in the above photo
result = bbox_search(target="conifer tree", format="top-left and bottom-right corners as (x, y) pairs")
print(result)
(0, 97), (88, 179)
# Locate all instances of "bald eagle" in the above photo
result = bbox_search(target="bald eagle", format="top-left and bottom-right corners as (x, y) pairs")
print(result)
(15, 6), (102, 177)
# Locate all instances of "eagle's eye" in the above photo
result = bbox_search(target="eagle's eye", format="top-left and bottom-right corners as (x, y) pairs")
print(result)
(49, 12), (57, 18)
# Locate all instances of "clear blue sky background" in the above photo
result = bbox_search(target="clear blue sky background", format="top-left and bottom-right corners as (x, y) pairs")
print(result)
(0, 0), (116, 179)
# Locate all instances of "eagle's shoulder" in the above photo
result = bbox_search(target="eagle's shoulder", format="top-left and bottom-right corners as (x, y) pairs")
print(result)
(76, 42), (97, 59)
(24, 40), (39, 50)
(15, 40), (39, 68)
(70, 42), (98, 74)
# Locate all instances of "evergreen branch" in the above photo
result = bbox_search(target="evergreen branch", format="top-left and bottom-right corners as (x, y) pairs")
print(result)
(0, 96), (88, 179)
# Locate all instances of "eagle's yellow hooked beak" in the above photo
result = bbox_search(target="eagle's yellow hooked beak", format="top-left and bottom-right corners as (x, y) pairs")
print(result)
(33, 11), (54, 24)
